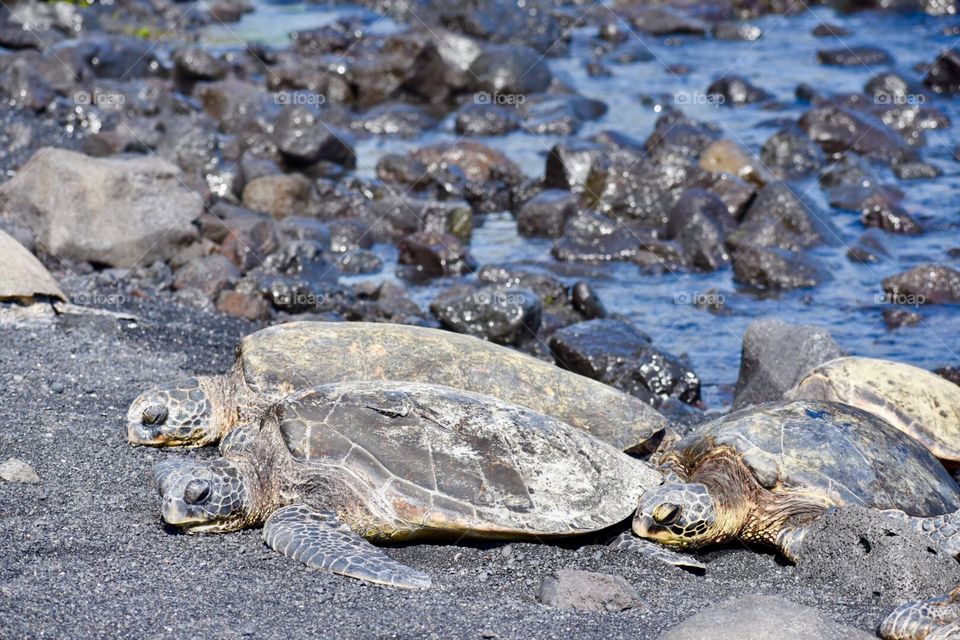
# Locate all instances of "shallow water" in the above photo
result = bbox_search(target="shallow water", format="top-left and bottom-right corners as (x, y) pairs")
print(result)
(205, 3), (960, 407)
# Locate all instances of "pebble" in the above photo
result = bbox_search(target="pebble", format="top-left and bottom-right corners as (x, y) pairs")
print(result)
(0, 457), (41, 484)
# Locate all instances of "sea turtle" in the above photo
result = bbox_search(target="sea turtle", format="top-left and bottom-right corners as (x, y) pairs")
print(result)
(128, 321), (669, 452)
(154, 381), (702, 588)
(786, 356), (960, 463)
(881, 588), (960, 640)
(632, 400), (960, 561)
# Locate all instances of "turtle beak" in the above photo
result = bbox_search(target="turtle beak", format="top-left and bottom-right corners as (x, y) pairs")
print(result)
(632, 513), (655, 539)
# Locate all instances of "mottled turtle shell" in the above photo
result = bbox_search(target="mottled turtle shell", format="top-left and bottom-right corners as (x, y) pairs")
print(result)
(672, 400), (960, 517)
(788, 357), (960, 462)
(233, 321), (668, 452)
(0, 229), (64, 303)
(268, 381), (662, 538)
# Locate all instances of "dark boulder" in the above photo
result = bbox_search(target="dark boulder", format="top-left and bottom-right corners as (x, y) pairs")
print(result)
(883, 264), (960, 304)
(732, 246), (827, 291)
(516, 189), (578, 238)
(397, 231), (477, 278)
(664, 189), (734, 271)
(799, 105), (913, 164)
(760, 126), (825, 179)
(924, 48), (960, 94)
(706, 75), (772, 106)
(816, 46), (892, 66)
(430, 285), (541, 345)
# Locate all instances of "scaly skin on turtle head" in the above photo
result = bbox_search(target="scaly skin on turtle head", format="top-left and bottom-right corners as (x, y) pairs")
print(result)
(127, 375), (234, 447)
(632, 482), (729, 550)
(153, 453), (274, 533)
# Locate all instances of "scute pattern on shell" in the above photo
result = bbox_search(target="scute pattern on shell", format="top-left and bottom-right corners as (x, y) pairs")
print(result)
(233, 321), (668, 452)
(270, 381), (662, 537)
(789, 357), (960, 462)
(673, 400), (960, 517)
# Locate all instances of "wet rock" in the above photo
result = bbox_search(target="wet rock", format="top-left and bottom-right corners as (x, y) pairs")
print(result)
(262, 240), (336, 285)
(454, 103), (522, 136)
(520, 94), (607, 136)
(240, 270), (351, 315)
(335, 249), (382, 275)
(516, 190), (578, 238)
(732, 318), (844, 409)
(865, 72), (928, 105)
(418, 0), (565, 55)
(173, 46), (228, 89)
(799, 105), (913, 164)
(327, 219), (374, 253)
(538, 569), (639, 613)
(924, 48), (960, 94)
(937, 367), (960, 386)
(173, 254), (240, 298)
(600, 40), (655, 65)
(570, 281), (606, 319)
(727, 181), (837, 252)
(861, 198), (922, 234)
(883, 264), (960, 304)
(732, 246), (826, 291)
(551, 211), (642, 263)
(664, 189), (734, 271)
(0, 55), (55, 111)
(760, 126), (825, 179)
(817, 46), (892, 66)
(549, 319), (700, 406)
(241, 174), (312, 218)
(797, 507), (960, 609)
(689, 172), (756, 219)
(0, 148), (201, 268)
(409, 140), (523, 188)
(812, 22), (851, 37)
(544, 140), (604, 193)
(712, 21), (762, 41)
(272, 106), (356, 167)
(475, 264), (570, 310)
(352, 103), (438, 137)
(699, 140), (772, 187)
(218, 218), (281, 273)
(216, 289), (271, 321)
(616, 5), (707, 36)
(847, 229), (890, 263)
(430, 285), (541, 345)
(366, 197), (472, 242)
(397, 231), (476, 278)
(884, 308), (922, 330)
(706, 75), (771, 106)
(469, 43), (552, 95)
(660, 594), (875, 640)
(893, 161), (942, 180)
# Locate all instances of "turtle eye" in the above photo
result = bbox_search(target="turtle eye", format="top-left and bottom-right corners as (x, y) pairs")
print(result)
(142, 404), (169, 426)
(183, 479), (211, 505)
(653, 503), (682, 525)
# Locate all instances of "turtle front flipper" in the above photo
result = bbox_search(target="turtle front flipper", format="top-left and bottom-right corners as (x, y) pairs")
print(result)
(609, 532), (706, 570)
(884, 510), (960, 557)
(262, 505), (432, 590)
(880, 587), (960, 640)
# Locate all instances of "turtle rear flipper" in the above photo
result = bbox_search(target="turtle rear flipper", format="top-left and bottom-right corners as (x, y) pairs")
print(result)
(609, 532), (706, 570)
(263, 505), (432, 590)
(880, 588), (960, 640)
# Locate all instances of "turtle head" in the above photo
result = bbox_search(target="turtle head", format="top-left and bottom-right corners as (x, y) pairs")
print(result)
(127, 377), (222, 447)
(632, 482), (724, 550)
(154, 457), (254, 533)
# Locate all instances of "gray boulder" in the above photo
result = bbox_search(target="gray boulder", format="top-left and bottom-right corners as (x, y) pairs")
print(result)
(538, 569), (639, 613)
(659, 595), (875, 640)
(0, 148), (201, 268)
(732, 319), (843, 409)
(796, 507), (960, 609)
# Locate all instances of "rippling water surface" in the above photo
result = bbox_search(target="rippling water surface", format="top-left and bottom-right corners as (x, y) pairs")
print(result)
(206, 3), (960, 407)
